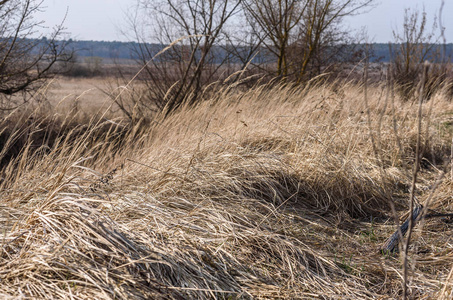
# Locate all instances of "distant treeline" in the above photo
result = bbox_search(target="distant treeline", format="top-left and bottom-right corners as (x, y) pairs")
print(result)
(372, 43), (453, 62)
(63, 39), (143, 61)
(62, 39), (271, 64)
(35, 38), (453, 64)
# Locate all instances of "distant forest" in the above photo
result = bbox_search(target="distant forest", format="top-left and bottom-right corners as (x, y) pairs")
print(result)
(62, 39), (453, 64)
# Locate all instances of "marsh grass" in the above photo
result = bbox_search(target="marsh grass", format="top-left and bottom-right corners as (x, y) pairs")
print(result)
(1, 78), (453, 298)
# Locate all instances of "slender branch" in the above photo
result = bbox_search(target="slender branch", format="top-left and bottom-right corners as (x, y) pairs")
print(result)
(402, 61), (429, 300)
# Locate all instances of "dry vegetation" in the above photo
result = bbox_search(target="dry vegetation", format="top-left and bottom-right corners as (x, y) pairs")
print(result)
(1, 77), (453, 299)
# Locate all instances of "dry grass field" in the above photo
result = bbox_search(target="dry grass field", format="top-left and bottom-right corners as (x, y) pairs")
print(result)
(44, 77), (122, 114)
(1, 77), (453, 299)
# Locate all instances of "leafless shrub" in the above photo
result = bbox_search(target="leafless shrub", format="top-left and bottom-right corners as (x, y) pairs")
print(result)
(390, 7), (449, 101)
(118, 0), (243, 119)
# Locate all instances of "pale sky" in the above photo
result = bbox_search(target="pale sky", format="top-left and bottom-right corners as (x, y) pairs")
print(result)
(37, 0), (131, 41)
(37, 0), (453, 43)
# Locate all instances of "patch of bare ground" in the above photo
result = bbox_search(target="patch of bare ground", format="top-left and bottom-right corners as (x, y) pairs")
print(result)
(1, 80), (453, 299)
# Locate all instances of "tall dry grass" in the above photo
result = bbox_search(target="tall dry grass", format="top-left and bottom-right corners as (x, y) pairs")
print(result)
(1, 79), (453, 298)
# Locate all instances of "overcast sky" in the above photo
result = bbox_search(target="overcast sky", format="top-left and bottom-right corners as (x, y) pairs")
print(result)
(37, 0), (453, 43)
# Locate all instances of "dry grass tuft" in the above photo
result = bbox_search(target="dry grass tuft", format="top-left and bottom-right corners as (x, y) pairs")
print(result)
(2, 79), (453, 298)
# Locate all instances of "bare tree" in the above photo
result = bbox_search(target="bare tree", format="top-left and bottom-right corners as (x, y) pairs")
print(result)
(391, 7), (441, 100)
(294, 0), (372, 82)
(242, 0), (308, 78)
(0, 0), (72, 110)
(242, 0), (374, 82)
(122, 0), (242, 118)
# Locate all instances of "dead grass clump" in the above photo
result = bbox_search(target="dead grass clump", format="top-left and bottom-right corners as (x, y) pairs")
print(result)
(0, 105), (149, 188)
(2, 80), (453, 298)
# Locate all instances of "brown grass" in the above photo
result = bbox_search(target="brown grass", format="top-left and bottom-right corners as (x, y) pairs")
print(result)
(1, 78), (453, 299)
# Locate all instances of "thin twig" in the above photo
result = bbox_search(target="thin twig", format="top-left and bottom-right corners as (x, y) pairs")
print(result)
(402, 61), (429, 300)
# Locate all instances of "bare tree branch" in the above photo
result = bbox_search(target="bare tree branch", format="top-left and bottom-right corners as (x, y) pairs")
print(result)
(0, 0), (73, 110)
